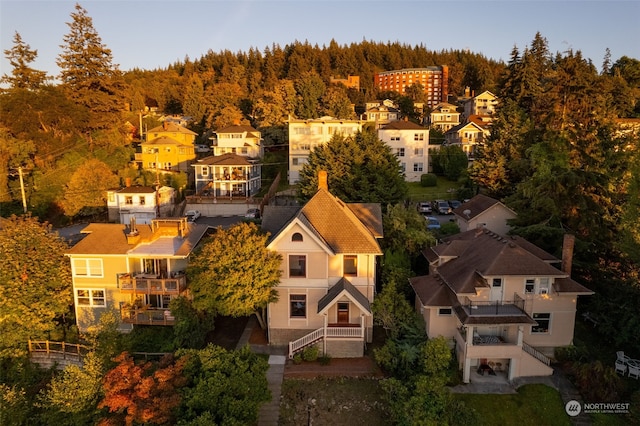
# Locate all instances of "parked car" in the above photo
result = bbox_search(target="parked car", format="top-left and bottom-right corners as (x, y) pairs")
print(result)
(448, 200), (462, 210)
(185, 210), (201, 222)
(425, 216), (441, 230)
(434, 200), (452, 215)
(195, 144), (210, 153)
(245, 208), (261, 219)
(417, 201), (432, 214)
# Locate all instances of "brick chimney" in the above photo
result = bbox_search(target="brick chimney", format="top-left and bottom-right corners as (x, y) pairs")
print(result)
(318, 170), (328, 191)
(125, 177), (131, 187)
(561, 234), (575, 275)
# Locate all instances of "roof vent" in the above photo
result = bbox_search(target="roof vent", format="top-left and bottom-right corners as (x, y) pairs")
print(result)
(463, 209), (471, 218)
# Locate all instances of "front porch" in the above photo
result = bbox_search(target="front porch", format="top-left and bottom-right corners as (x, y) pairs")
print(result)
(120, 306), (175, 326)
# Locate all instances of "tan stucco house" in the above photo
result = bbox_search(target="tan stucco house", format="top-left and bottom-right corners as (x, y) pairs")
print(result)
(410, 230), (593, 383)
(65, 218), (208, 333)
(261, 172), (383, 358)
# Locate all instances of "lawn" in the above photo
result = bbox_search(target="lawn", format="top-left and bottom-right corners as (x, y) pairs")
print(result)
(279, 379), (572, 426)
(455, 384), (571, 426)
(406, 178), (464, 204)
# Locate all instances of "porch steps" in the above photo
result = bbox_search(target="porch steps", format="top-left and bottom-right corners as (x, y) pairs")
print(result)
(288, 328), (324, 358)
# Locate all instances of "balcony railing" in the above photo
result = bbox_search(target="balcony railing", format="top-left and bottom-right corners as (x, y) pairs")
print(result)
(120, 307), (175, 326)
(118, 273), (186, 294)
(460, 295), (526, 316)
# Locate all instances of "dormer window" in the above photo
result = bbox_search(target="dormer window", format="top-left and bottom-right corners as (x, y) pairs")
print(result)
(292, 233), (303, 242)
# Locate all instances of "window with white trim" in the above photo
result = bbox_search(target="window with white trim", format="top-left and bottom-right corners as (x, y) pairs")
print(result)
(289, 255), (306, 277)
(72, 259), (103, 277)
(532, 313), (551, 333)
(525, 278), (535, 294)
(343, 255), (357, 276)
(413, 162), (423, 172)
(76, 289), (106, 307)
(290, 294), (306, 318)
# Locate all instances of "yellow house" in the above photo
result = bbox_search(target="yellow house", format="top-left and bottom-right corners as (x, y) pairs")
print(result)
(140, 122), (198, 173)
(262, 171), (383, 358)
(411, 231), (593, 383)
(65, 218), (208, 333)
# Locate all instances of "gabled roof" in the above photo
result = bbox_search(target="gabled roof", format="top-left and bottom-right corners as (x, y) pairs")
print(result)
(113, 185), (156, 194)
(317, 278), (371, 315)
(445, 120), (486, 135)
(453, 194), (516, 222)
(147, 122), (197, 135)
(431, 102), (459, 112)
(264, 188), (382, 254)
(195, 153), (255, 166)
(143, 136), (185, 146)
(380, 120), (426, 131)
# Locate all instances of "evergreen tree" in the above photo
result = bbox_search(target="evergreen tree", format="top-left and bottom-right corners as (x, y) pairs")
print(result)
(297, 130), (408, 206)
(57, 3), (126, 133)
(1, 32), (49, 90)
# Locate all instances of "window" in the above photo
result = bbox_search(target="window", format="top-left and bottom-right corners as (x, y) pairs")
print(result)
(414, 133), (425, 141)
(292, 158), (299, 166)
(76, 289), (106, 307)
(390, 136), (400, 142)
(525, 278), (535, 294)
(343, 255), (357, 276)
(414, 148), (424, 156)
(202, 167), (209, 176)
(532, 313), (551, 333)
(125, 196), (133, 205)
(139, 196), (146, 205)
(492, 278), (502, 288)
(538, 278), (550, 294)
(72, 259), (103, 277)
(108, 193), (115, 203)
(290, 295), (306, 318)
(438, 308), (452, 316)
(413, 163), (423, 172)
(396, 148), (405, 157)
(289, 255), (306, 277)
(401, 163), (406, 173)
(291, 232), (303, 242)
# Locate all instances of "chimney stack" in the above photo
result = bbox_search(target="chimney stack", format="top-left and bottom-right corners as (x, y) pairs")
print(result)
(318, 170), (328, 191)
(125, 177), (131, 187)
(561, 234), (575, 275)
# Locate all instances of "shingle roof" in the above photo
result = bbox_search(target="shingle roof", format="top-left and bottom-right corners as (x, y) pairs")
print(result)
(436, 229), (567, 294)
(317, 278), (371, 314)
(410, 275), (457, 307)
(215, 125), (260, 137)
(453, 194), (502, 220)
(554, 277), (594, 294)
(147, 122), (197, 135)
(115, 186), (156, 194)
(264, 189), (382, 254)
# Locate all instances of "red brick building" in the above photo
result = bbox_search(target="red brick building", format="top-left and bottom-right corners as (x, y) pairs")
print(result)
(374, 66), (449, 108)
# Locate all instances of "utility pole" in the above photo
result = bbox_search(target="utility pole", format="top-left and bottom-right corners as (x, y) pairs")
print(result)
(18, 166), (27, 213)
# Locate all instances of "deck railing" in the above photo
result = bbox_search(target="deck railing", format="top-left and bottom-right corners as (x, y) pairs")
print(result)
(118, 273), (186, 294)
(120, 307), (176, 325)
(461, 296), (526, 316)
(28, 340), (91, 361)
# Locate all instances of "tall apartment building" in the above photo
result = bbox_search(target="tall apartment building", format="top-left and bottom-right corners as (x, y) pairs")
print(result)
(374, 66), (449, 109)
(288, 116), (367, 185)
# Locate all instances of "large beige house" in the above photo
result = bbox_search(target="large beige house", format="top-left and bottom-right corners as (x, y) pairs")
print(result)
(429, 102), (461, 132)
(411, 230), (592, 383)
(65, 218), (208, 333)
(262, 172), (383, 358)
(288, 117), (367, 185)
(209, 125), (263, 158)
(106, 183), (176, 225)
(463, 90), (498, 119)
(377, 120), (431, 181)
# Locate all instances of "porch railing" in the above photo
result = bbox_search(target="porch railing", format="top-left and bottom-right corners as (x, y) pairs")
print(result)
(522, 341), (551, 366)
(461, 296), (526, 316)
(288, 325), (364, 358)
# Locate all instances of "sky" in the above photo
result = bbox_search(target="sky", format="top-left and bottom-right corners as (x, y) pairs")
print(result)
(1, 0), (639, 81)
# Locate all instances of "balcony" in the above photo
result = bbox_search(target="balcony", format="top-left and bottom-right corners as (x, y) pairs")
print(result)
(459, 296), (526, 317)
(120, 306), (175, 326)
(118, 273), (186, 294)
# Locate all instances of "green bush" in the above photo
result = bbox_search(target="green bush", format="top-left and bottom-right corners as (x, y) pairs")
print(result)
(420, 173), (438, 187)
(318, 354), (331, 365)
(302, 345), (319, 362)
(292, 353), (303, 365)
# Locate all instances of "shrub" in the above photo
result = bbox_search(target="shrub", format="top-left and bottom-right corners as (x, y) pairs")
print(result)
(420, 173), (437, 187)
(292, 353), (303, 365)
(572, 361), (624, 402)
(318, 354), (331, 365)
(302, 345), (319, 362)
